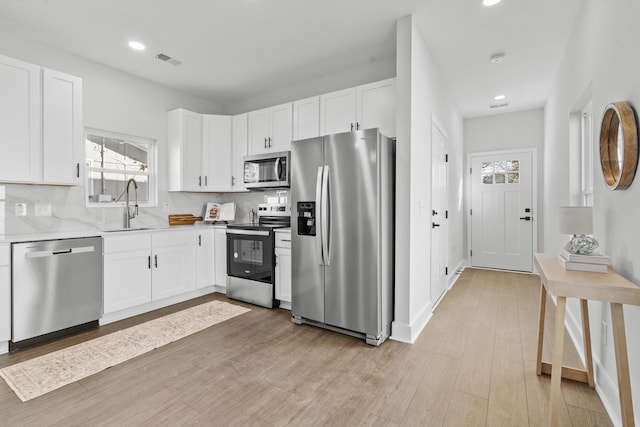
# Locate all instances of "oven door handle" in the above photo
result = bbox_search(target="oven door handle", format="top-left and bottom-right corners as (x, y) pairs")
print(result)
(315, 166), (324, 266)
(226, 229), (270, 237)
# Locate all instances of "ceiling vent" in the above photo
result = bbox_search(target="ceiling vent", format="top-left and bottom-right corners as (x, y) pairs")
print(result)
(489, 102), (510, 109)
(154, 52), (182, 66)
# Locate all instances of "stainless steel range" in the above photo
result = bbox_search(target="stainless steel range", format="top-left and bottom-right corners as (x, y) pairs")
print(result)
(226, 203), (290, 308)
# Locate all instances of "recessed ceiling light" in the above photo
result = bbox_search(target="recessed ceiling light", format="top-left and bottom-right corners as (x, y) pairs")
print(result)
(494, 94), (506, 100)
(490, 53), (505, 63)
(128, 41), (146, 51)
(483, 0), (502, 6)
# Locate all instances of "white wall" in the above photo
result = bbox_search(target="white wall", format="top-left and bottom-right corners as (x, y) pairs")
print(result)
(544, 0), (640, 424)
(392, 15), (464, 343)
(0, 26), (231, 233)
(464, 109), (545, 255)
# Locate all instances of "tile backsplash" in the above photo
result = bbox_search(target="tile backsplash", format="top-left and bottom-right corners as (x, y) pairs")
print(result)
(1, 184), (284, 235)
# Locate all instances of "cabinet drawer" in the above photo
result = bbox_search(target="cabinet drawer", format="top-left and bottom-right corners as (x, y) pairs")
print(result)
(275, 231), (291, 249)
(103, 233), (151, 253)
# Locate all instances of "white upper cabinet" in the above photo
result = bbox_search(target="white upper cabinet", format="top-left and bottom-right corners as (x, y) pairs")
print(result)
(319, 78), (396, 138)
(320, 87), (357, 136)
(167, 109), (233, 192)
(248, 102), (293, 155)
(167, 108), (203, 192)
(0, 54), (83, 185)
(0, 54), (42, 183)
(356, 78), (396, 138)
(42, 68), (83, 185)
(293, 96), (320, 141)
(231, 114), (248, 192)
(203, 114), (232, 192)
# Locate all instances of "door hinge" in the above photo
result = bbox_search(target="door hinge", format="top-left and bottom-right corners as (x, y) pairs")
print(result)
(445, 266), (448, 275)
(445, 154), (449, 162)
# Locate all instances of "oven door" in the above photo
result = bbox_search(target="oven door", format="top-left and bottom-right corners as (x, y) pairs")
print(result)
(226, 229), (274, 283)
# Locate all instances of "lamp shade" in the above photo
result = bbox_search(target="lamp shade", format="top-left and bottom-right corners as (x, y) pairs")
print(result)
(558, 206), (593, 235)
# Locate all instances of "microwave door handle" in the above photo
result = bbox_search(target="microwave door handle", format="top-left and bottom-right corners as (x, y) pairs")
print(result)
(315, 166), (324, 266)
(274, 157), (281, 181)
(321, 165), (330, 265)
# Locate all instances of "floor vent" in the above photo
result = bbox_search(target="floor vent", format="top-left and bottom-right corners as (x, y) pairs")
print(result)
(155, 52), (182, 66)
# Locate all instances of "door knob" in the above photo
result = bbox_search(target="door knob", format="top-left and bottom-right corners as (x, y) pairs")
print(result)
(432, 210), (438, 216)
(432, 222), (441, 228)
(519, 216), (532, 221)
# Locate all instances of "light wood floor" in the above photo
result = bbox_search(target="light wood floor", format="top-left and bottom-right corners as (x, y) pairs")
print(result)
(0, 268), (612, 426)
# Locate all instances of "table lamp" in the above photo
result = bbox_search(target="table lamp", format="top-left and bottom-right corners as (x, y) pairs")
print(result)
(558, 206), (599, 255)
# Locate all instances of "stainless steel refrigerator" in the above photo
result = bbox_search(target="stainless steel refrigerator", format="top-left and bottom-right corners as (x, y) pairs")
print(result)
(291, 128), (394, 346)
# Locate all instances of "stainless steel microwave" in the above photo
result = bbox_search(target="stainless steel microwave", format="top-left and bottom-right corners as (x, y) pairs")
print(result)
(243, 151), (290, 189)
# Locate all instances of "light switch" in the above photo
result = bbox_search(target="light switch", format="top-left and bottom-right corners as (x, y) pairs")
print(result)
(15, 203), (27, 216)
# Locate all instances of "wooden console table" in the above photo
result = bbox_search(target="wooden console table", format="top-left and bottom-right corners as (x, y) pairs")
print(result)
(534, 253), (640, 427)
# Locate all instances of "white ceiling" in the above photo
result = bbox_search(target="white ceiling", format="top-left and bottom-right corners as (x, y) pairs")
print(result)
(0, 0), (583, 118)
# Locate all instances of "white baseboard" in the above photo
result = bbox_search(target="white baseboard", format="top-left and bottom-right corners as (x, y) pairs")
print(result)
(100, 286), (218, 325)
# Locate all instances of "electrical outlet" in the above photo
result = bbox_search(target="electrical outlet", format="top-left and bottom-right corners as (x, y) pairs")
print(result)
(163, 202), (170, 213)
(601, 321), (607, 347)
(35, 203), (52, 217)
(15, 203), (27, 216)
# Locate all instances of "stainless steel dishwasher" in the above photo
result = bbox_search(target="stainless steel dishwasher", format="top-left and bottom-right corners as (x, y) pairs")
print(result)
(12, 237), (103, 345)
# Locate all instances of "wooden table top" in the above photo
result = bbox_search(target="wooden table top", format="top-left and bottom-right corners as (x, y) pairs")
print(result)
(534, 253), (640, 306)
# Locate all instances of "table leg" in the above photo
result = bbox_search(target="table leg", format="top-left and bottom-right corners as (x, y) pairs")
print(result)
(536, 283), (547, 376)
(580, 299), (595, 388)
(611, 303), (635, 427)
(549, 296), (567, 427)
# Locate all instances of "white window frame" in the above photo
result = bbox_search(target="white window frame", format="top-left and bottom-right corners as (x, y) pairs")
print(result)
(85, 128), (157, 208)
(580, 102), (594, 207)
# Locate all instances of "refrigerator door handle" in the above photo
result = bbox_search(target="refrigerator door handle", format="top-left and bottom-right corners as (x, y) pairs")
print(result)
(315, 166), (325, 266)
(321, 165), (331, 265)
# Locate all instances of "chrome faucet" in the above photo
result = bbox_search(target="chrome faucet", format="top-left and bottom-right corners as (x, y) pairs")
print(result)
(124, 178), (139, 228)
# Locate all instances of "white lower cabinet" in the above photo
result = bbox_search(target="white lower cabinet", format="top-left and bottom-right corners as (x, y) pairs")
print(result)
(275, 230), (291, 308)
(103, 233), (152, 314)
(152, 230), (196, 300)
(196, 229), (215, 289)
(214, 228), (228, 289)
(103, 229), (196, 315)
(0, 244), (11, 353)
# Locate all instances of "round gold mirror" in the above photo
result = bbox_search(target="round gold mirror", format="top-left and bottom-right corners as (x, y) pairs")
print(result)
(599, 101), (638, 190)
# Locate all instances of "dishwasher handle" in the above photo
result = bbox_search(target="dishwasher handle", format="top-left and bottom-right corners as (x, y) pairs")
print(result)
(25, 245), (97, 259)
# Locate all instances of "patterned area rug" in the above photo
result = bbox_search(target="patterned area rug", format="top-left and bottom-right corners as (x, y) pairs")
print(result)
(0, 300), (250, 402)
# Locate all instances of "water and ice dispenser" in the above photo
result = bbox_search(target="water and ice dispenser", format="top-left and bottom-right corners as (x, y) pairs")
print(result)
(297, 202), (316, 236)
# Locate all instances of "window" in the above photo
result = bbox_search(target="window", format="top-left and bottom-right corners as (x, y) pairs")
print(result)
(481, 160), (519, 184)
(580, 102), (594, 206)
(85, 129), (156, 207)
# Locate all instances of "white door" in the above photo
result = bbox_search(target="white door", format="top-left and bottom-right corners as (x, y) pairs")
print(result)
(196, 230), (215, 289)
(152, 231), (196, 301)
(431, 120), (448, 306)
(268, 102), (293, 152)
(471, 151), (533, 272)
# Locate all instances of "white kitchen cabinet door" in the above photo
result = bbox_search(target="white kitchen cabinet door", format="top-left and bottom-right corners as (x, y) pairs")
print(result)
(196, 229), (215, 289)
(167, 108), (203, 191)
(231, 114), (248, 191)
(42, 68), (83, 185)
(203, 114), (232, 191)
(356, 78), (396, 138)
(275, 247), (291, 305)
(320, 87), (356, 136)
(0, 54), (41, 183)
(214, 228), (228, 289)
(268, 102), (293, 152)
(103, 243), (153, 314)
(293, 96), (320, 141)
(152, 231), (196, 301)
(248, 108), (270, 155)
(0, 245), (10, 345)
(247, 103), (293, 155)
